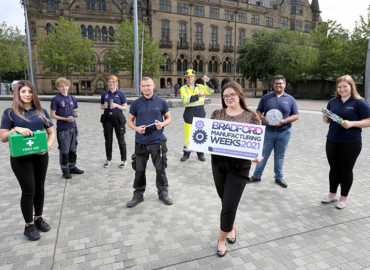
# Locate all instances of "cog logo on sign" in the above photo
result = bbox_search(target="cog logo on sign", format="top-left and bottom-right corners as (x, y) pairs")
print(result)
(193, 130), (208, 144)
(194, 120), (205, 130)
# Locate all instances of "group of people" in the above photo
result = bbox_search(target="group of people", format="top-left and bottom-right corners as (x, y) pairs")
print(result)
(1, 72), (370, 259)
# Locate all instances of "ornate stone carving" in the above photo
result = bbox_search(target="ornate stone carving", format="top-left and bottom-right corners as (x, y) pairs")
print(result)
(30, 21), (37, 37)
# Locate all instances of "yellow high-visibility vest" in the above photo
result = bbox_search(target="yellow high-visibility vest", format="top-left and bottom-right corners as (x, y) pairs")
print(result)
(180, 84), (214, 108)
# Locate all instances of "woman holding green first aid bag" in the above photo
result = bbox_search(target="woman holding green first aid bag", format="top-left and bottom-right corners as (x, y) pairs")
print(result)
(0, 80), (55, 241)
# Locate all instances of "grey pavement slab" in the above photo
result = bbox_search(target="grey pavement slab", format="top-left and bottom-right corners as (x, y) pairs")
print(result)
(1, 100), (370, 270)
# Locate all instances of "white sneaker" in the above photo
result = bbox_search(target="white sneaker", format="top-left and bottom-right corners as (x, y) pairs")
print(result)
(321, 196), (338, 203)
(103, 160), (111, 168)
(336, 201), (346, 209)
(119, 161), (126, 169)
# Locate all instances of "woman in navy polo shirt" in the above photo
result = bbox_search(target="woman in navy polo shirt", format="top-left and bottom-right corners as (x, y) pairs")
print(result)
(0, 80), (55, 241)
(100, 75), (128, 168)
(322, 75), (370, 209)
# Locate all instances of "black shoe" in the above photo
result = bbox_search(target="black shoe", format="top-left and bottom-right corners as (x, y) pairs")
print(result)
(180, 156), (189, 162)
(198, 156), (206, 162)
(275, 178), (288, 188)
(217, 241), (227, 257)
(24, 224), (41, 241)
(34, 217), (51, 232)
(126, 197), (144, 208)
(70, 167), (85, 174)
(159, 195), (173, 205)
(226, 230), (236, 244)
(62, 169), (72, 179)
(249, 176), (261, 183)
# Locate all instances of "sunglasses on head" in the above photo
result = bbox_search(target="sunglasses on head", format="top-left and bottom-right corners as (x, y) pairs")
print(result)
(185, 70), (196, 76)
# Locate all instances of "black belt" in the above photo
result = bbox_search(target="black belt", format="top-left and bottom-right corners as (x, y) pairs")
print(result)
(104, 111), (122, 115)
(57, 127), (76, 132)
(272, 130), (285, 133)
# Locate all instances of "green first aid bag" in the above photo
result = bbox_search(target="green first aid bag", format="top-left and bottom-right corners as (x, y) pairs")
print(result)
(8, 130), (48, 157)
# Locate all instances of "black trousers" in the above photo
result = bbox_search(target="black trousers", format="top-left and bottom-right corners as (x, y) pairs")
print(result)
(211, 155), (251, 232)
(10, 153), (49, 224)
(326, 138), (362, 197)
(101, 112), (127, 161)
(132, 140), (169, 199)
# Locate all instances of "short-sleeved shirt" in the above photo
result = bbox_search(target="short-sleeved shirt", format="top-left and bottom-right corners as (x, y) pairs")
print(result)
(129, 94), (169, 145)
(326, 96), (370, 143)
(256, 92), (299, 132)
(1, 107), (53, 131)
(100, 90), (127, 113)
(50, 93), (78, 130)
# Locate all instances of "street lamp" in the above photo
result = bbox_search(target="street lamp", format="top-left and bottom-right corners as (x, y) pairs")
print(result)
(20, 0), (34, 86)
(365, 35), (370, 103)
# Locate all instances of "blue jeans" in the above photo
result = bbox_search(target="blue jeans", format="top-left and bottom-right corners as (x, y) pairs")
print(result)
(253, 128), (291, 180)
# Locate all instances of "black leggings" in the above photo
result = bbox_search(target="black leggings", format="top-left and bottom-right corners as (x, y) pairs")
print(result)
(10, 153), (49, 223)
(326, 139), (362, 197)
(211, 156), (250, 232)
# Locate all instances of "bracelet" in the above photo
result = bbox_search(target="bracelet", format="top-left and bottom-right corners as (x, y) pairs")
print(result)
(284, 119), (288, 124)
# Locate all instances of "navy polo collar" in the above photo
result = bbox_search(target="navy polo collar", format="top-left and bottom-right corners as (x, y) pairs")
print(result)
(336, 95), (354, 102)
(58, 93), (70, 98)
(24, 107), (35, 112)
(143, 94), (157, 100)
(273, 91), (286, 97)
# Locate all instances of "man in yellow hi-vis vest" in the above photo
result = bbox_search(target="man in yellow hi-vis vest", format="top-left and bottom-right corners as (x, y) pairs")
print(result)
(180, 69), (214, 161)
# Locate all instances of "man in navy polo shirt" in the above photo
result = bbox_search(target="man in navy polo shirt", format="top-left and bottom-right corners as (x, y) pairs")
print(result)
(50, 78), (84, 179)
(126, 77), (172, 208)
(250, 75), (299, 188)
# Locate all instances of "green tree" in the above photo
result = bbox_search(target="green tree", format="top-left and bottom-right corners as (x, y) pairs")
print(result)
(37, 17), (96, 79)
(309, 20), (348, 80)
(272, 28), (315, 83)
(104, 20), (166, 87)
(343, 5), (370, 82)
(0, 22), (26, 85)
(237, 29), (277, 83)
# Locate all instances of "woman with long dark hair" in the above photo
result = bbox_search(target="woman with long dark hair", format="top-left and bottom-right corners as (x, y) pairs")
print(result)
(322, 75), (370, 209)
(211, 82), (262, 256)
(0, 80), (55, 241)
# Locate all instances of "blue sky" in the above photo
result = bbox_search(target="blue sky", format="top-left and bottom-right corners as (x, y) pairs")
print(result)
(0, 0), (369, 34)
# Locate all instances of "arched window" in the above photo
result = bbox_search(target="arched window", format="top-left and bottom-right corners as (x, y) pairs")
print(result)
(102, 0), (106, 11)
(183, 59), (187, 71)
(87, 0), (90, 10)
(98, 0), (101, 10)
(178, 78), (182, 86)
(109, 27), (114, 42)
(213, 61), (217, 73)
(97, 80), (105, 89)
(46, 24), (52, 35)
(193, 55), (203, 73)
(193, 60), (197, 72)
(236, 79), (240, 84)
(91, 0), (95, 10)
(138, 7), (142, 15)
(160, 78), (165, 88)
(241, 79), (245, 88)
(102, 27), (107, 42)
(223, 57), (231, 73)
(166, 58), (171, 71)
(199, 60), (203, 72)
(104, 62), (109, 72)
(177, 59), (182, 72)
(51, 0), (55, 9)
(208, 61), (212, 72)
(81, 25), (86, 38)
(88, 26), (93, 40)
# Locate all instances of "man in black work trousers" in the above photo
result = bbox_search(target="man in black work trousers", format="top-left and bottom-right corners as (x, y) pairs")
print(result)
(126, 77), (172, 208)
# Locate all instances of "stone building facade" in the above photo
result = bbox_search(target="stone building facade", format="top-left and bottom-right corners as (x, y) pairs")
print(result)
(26, 0), (322, 94)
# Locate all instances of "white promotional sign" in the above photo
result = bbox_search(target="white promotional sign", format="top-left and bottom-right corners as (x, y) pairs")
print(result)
(189, 117), (266, 160)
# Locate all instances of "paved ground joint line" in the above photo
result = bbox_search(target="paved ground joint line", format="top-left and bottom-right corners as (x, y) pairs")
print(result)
(51, 179), (68, 270)
(155, 214), (370, 270)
